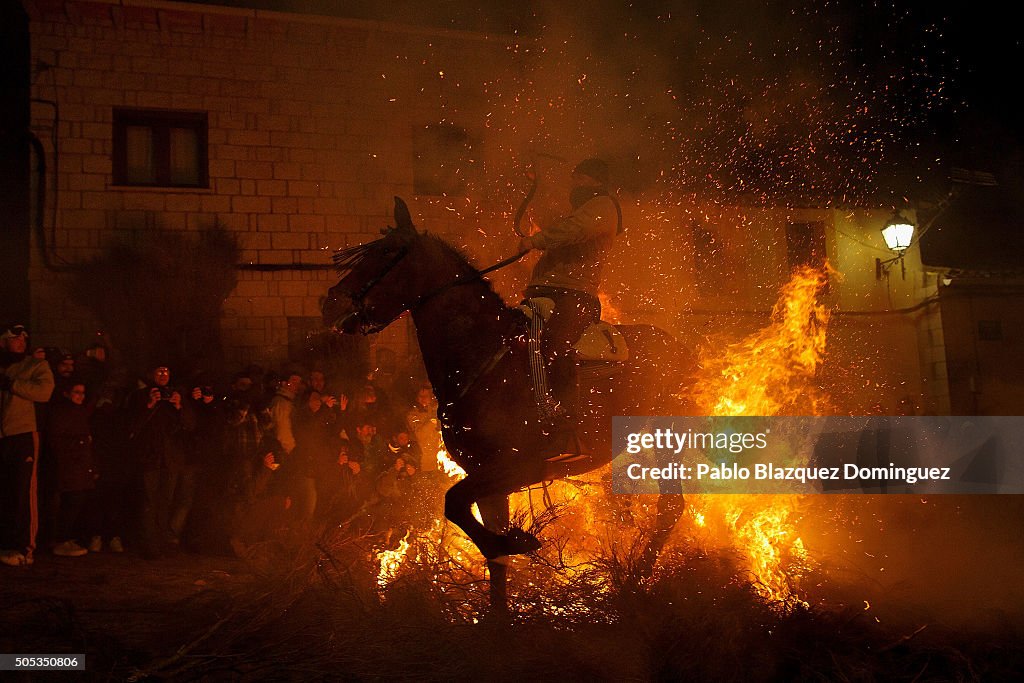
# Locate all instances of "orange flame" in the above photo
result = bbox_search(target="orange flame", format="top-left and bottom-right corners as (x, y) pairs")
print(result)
(685, 265), (831, 606)
(437, 446), (467, 479)
(376, 532), (411, 590)
(693, 265), (831, 417)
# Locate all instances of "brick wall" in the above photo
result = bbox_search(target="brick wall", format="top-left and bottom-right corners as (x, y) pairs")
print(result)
(24, 0), (512, 367)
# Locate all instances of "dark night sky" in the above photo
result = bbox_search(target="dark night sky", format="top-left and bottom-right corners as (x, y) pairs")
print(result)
(180, 1), (1021, 139)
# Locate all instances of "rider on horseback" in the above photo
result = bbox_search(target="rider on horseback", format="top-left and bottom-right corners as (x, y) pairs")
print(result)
(517, 158), (623, 420)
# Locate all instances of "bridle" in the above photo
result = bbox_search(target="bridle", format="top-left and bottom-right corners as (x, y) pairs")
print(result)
(340, 242), (527, 333)
(350, 246), (408, 304)
(341, 244), (409, 333)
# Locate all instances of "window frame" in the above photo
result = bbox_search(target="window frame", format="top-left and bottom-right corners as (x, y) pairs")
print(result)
(112, 108), (209, 188)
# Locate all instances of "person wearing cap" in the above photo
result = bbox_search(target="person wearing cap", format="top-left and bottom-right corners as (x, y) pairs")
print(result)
(0, 324), (56, 567)
(517, 158), (623, 419)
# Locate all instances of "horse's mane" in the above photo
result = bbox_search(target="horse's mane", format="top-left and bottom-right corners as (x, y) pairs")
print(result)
(331, 239), (380, 275)
(333, 231), (505, 302)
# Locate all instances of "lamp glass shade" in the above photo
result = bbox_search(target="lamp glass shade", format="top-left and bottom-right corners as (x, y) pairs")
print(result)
(881, 220), (914, 252)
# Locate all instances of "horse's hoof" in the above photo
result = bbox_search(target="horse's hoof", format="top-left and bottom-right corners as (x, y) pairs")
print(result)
(504, 529), (542, 555)
(480, 530), (541, 560)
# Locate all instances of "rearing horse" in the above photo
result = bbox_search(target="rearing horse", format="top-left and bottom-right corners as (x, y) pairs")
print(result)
(323, 198), (684, 607)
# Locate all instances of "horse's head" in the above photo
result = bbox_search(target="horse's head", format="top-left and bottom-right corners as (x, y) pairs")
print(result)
(323, 197), (422, 334)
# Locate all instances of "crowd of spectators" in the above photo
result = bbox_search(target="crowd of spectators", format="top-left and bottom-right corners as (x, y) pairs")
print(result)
(1, 322), (444, 567)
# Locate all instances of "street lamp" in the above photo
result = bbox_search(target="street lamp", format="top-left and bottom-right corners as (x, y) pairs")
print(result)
(876, 210), (915, 279)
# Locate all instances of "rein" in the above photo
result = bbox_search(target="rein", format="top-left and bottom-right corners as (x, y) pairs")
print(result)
(513, 168), (538, 238)
(407, 249), (529, 312)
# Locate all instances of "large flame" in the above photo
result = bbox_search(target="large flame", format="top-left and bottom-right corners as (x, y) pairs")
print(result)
(693, 264), (831, 417)
(377, 532), (411, 590)
(685, 264), (830, 605)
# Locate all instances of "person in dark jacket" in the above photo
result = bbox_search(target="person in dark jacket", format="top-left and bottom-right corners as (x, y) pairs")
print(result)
(316, 438), (364, 523)
(127, 364), (194, 558)
(46, 382), (98, 557)
(374, 452), (417, 546)
(174, 376), (218, 546)
(349, 419), (387, 480)
(90, 383), (129, 553)
(228, 434), (289, 558)
(289, 390), (338, 530)
(75, 342), (110, 400)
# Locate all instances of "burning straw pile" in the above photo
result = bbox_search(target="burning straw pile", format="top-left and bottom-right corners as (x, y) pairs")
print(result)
(116, 498), (1019, 682)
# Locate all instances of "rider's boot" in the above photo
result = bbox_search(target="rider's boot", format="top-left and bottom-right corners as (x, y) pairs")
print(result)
(544, 354), (585, 456)
(549, 352), (579, 419)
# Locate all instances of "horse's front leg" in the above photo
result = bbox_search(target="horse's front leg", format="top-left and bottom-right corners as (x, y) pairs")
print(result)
(476, 494), (510, 615)
(444, 472), (541, 561)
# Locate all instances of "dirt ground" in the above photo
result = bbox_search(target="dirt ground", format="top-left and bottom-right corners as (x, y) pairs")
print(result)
(0, 549), (252, 679)
(3, 540), (1023, 682)
(4, 497), (1024, 682)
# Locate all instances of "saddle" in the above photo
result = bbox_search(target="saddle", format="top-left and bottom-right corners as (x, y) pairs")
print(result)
(513, 296), (628, 433)
(516, 297), (629, 362)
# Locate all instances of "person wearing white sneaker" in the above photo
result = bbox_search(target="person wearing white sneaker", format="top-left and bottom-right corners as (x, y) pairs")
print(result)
(52, 540), (88, 557)
(0, 549), (28, 566)
(108, 536), (124, 553)
(1, 323), (56, 569)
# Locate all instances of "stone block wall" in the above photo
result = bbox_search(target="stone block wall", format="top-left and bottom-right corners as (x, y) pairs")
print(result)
(24, 0), (512, 367)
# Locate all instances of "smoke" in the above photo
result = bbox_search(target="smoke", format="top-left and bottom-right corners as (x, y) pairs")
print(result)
(213, 0), (1016, 636)
(196, 1), (953, 206)
(393, 0), (955, 335)
(468, 7), (1021, 636)
(474, 0), (951, 205)
(798, 495), (1024, 634)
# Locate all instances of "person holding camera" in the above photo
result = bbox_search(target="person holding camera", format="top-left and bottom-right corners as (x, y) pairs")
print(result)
(127, 363), (195, 559)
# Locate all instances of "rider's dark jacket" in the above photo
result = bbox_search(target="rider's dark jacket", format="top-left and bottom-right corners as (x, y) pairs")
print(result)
(527, 194), (619, 297)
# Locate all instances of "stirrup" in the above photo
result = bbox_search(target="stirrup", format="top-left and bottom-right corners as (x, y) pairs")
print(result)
(543, 422), (587, 463)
